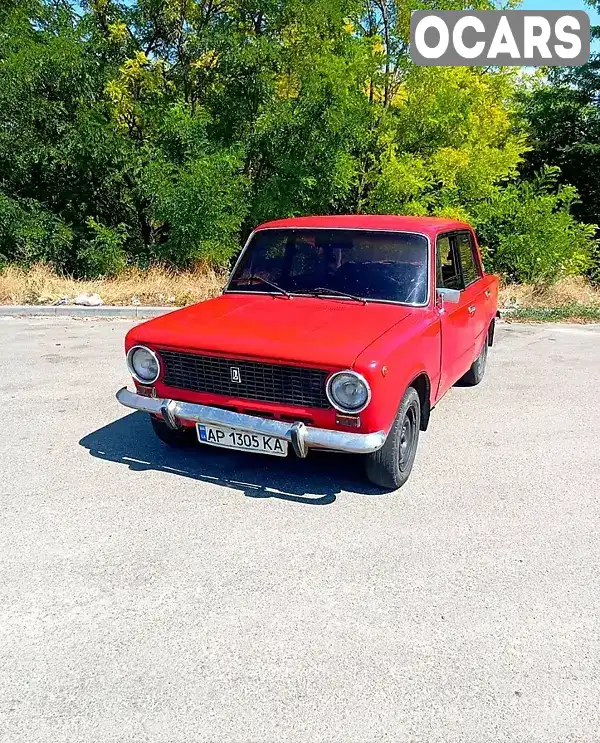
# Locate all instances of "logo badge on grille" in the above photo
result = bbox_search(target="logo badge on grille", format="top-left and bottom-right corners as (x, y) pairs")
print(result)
(230, 366), (241, 383)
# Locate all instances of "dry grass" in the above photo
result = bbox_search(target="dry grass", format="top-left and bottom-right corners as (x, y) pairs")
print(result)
(0, 263), (227, 306)
(499, 277), (600, 309)
(2, 265), (600, 314)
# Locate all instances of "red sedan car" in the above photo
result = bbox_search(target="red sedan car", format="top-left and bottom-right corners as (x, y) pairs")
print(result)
(117, 215), (498, 490)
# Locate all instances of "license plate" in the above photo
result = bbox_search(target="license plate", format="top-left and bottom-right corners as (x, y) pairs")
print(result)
(196, 424), (288, 457)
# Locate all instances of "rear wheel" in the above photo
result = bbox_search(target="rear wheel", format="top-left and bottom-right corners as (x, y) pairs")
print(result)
(150, 415), (196, 448)
(460, 335), (488, 386)
(365, 387), (421, 491)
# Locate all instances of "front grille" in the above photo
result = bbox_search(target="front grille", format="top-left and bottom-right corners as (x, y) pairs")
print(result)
(159, 350), (331, 409)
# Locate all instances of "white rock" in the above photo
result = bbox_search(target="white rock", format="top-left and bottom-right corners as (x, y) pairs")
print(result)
(131, 296), (141, 306)
(74, 293), (104, 307)
(53, 296), (70, 306)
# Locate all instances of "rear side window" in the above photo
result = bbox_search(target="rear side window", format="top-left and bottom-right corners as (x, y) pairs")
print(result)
(455, 231), (481, 287)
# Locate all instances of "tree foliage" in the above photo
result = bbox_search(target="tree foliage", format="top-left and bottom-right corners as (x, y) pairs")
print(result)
(0, 0), (596, 283)
(518, 2), (600, 282)
(472, 168), (595, 284)
(519, 70), (600, 231)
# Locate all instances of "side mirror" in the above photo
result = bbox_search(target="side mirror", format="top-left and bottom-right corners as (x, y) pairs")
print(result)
(436, 287), (460, 305)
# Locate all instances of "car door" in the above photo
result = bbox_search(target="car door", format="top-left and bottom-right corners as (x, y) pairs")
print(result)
(468, 228), (498, 340)
(436, 232), (478, 396)
(453, 230), (488, 355)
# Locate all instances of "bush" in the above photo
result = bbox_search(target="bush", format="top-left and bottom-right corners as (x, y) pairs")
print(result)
(0, 193), (73, 268)
(589, 244), (600, 286)
(142, 151), (250, 267)
(78, 218), (128, 277)
(472, 168), (597, 285)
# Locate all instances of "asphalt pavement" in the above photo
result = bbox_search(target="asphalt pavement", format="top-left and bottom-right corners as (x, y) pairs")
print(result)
(1, 316), (600, 743)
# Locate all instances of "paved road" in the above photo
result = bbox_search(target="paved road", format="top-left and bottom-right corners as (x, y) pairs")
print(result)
(1, 317), (600, 743)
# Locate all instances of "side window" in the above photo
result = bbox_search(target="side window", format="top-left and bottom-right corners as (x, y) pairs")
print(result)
(437, 235), (462, 290)
(455, 231), (481, 287)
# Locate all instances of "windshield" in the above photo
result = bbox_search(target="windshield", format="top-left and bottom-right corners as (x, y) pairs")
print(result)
(227, 229), (429, 305)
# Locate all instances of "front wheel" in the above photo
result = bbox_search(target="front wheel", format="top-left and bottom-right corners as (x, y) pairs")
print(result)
(365, 387), (421, 491)
(150, 415), (196, 448)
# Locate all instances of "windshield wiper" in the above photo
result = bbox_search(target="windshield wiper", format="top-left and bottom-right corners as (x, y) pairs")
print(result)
(247, 276), (291, 298)
(297, 287), (368, 305)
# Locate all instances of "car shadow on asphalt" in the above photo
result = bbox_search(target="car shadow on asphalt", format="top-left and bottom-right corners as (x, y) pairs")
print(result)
(79, 412), (385, 505)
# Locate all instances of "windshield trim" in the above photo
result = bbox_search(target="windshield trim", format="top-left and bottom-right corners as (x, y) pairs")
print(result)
(224, 227), (432, 308)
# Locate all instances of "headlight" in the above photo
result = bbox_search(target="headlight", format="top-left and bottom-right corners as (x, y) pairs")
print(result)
(127, 345), (160, 384)
(326, 371), (371, 413)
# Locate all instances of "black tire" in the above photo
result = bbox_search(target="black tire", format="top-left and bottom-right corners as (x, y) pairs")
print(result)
(365, 386), (421, 491)
(150, 414), (196, 448)
(460, 335), (488, 387)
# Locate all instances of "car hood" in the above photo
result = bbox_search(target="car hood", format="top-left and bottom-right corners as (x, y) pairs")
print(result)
(129, 293), (415, 368)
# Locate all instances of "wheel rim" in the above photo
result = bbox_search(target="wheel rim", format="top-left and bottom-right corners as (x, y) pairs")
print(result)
(399, 403), (418, 472)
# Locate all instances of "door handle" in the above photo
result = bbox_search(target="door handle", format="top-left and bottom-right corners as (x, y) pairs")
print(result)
(468, 305), (477, 315)
(485, 289), (491, 298)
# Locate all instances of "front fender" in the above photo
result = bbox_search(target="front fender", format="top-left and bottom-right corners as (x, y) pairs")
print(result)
(353, 311), (440, 434)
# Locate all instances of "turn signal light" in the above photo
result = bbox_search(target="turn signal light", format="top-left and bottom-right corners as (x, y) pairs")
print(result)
(136, 385), (156, 398)
(336, 414), (361, 428)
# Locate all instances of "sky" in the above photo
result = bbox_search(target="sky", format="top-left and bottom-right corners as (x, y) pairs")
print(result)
(520, 0), (598, 25)
(520, 0), (598, 52)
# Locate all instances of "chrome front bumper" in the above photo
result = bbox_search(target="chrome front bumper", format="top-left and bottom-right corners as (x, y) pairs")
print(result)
(116, 387), (386, 457)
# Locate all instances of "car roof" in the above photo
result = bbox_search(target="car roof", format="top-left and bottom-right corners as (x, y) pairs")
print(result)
(254, 215), (472, 236)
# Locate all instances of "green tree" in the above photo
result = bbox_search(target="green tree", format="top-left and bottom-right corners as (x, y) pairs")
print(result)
(472, 168), (596, 285)
(0, 0), (596, 284)
(519, 71), (600, 230)
(518, 2), (600, 279)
